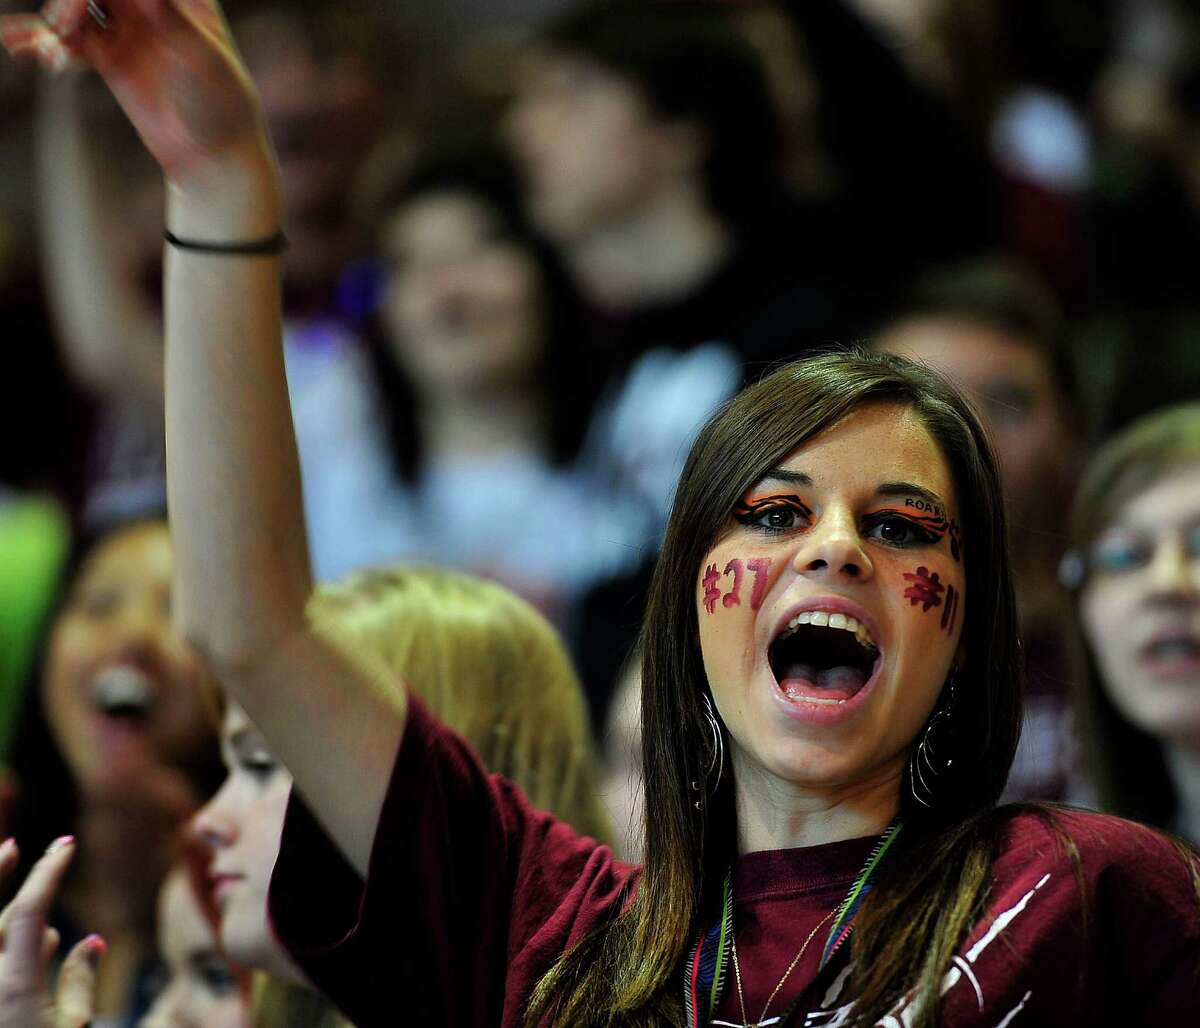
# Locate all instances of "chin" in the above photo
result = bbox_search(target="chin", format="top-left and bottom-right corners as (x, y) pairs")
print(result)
(220, 910), (275, 972)
(746, 733), (863, 786)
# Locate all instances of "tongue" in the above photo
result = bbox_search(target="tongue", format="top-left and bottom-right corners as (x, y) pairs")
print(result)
(778, 662), (868, 702)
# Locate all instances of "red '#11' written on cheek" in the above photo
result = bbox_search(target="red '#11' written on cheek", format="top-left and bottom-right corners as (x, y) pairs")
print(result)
(702, 557), (772, 614)
(902, 566), (945, 612)
(941, 584), (959, 634)
(902, 566), (960, 635)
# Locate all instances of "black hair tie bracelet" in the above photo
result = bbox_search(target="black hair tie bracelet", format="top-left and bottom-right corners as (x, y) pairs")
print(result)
(164, 230), (287, 256)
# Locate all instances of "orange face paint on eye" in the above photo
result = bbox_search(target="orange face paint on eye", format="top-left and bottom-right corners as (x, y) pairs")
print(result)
(732, 494), (814, 527)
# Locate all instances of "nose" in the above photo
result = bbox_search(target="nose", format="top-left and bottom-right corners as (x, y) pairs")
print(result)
(502, 94), (539, 164)
(791, 507), (874, 582)
(188, 782), (238, 852)
(1148, 537), (1200, 602)
(111, 597), (170, 659)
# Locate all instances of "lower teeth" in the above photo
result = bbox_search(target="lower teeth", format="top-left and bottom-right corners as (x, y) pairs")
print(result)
(783, 684), (847, 705)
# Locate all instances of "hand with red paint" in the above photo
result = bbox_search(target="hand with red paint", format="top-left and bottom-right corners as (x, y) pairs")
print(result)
(0, 837), (104, 1028)
(0, 0), (268, 188)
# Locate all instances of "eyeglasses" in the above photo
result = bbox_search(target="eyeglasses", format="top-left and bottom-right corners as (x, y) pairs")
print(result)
(1060, 522), (1200, 590)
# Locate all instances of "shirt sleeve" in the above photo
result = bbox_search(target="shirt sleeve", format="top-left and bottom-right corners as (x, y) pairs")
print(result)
(267, 694), (635, 1028)
(1083, 816), (1200, 1020)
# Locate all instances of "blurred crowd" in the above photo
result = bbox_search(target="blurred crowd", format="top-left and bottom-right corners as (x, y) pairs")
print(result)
(0, 0), (1198, 1023)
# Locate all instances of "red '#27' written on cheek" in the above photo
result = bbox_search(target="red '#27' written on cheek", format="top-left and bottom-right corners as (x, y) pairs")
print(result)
(702, 557), (772, 614)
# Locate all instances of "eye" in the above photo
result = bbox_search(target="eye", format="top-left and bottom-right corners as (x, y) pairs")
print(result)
(862, 513), (942, 548)
(239, 750), (280, 780)
(756, 505), (805, 531)
(733, 495), (813, 534)
(1091, 535), (1152, 574)
(191, 953), (239, 995)
(71, 585), (123, 620)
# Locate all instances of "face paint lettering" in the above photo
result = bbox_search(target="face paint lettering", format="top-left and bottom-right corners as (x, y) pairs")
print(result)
(747, 557), (772, 610)
(941, 583), (959, 634)
(905, 497), (946, 518)
(702, 564), (722, 615)
(892, 499), (961, 563)
(733, 494), (814, 531)
(722, 559), (744, 607)
(903, 566), (945, 612)
(702, 557), (774, 613)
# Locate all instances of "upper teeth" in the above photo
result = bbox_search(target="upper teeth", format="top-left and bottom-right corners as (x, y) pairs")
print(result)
(88, 666), (154, 714)
(781, 611), (878, 652)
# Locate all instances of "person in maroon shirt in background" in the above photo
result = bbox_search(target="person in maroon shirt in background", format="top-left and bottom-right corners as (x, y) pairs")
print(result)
(3, 6), (1198, 1028)
(872, 259), (1083, 802)
(1062, 403), (1200, 844)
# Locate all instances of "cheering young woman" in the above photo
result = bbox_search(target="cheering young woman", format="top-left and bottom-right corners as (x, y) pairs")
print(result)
(2, 3), (1198, 1026)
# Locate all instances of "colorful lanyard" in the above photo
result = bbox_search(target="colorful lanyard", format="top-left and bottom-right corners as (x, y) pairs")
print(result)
(683, 820), (904, 1028)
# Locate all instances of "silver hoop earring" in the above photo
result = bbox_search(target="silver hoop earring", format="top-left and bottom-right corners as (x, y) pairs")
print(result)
(908, 675), (957, 809)
(690, 693), (725, 810)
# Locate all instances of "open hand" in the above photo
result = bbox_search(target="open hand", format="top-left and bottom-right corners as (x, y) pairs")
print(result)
(0, 0), (265, 183)
(0, 837), (104, 1028)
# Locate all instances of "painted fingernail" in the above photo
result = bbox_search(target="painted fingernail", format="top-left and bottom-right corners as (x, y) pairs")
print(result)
(42, 0), (63, 31)
(84, 934), (107, 964)
(46, 835), (75, 855)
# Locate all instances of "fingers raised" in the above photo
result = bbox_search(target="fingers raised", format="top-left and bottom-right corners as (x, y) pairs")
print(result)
(55, 935), (104, 1028)
(0, 836), (76, 985)
(0, 839), (17, 884)
(0, 14), (71, 71)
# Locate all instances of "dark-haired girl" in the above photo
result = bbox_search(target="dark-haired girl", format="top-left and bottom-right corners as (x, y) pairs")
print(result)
(1, 518), (222, 1024)
(1064, 402), (1200, 845)
(4, 4), (1196, 1026)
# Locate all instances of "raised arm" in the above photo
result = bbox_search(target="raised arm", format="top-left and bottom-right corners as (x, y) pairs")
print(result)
(1, 0), (403, 875)
(35, 70), (163, 402)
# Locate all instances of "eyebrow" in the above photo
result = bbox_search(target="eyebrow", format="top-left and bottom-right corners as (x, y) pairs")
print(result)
(873, 482), (949, 512)
(749, 473), (949, 511)
(228, 728), (264, 752)
(751, 469), (813, 489)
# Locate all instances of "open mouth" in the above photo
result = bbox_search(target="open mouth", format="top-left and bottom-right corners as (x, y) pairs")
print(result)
(768, 611), (881, 706)
(87, 666), (156, 725)
(1140, 631), (1200, 671)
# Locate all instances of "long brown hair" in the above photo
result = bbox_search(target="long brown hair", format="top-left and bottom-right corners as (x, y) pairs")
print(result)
(307, 565), (612, 842)
(527, 350), (1023, 1025)
(1064, 402), (1200, 828)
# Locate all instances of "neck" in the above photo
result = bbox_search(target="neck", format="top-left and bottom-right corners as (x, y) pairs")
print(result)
(420, 384), (547, 465)
(63, 859), (157, 1021)
(566, 184), (732, 313)
(734, 754), (903, 853)
(1164, 740), (1200, 844)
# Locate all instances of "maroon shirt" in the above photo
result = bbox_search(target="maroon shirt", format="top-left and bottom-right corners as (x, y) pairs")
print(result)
(269, 696), (1200, 1026)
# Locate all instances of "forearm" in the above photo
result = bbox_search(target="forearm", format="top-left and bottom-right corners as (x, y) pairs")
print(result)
(163, 145), (305, 661)
(164, 147), (404, 872)
(36, 73), (163, 399)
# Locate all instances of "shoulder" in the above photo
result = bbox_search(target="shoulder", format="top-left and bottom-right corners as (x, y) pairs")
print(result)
(988, 806), (1200, 940)
(994, 806), (1196, 881)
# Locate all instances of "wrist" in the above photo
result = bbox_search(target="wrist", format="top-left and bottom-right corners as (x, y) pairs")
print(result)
(165, 137), (282, 242)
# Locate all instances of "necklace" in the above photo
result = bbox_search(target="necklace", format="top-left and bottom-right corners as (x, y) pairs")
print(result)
(730, 908), (835, 1028)
(682, 819), (904, 1028)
